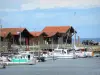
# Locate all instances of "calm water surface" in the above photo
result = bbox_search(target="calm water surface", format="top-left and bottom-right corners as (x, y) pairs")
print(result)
(0, 57), (100, 75)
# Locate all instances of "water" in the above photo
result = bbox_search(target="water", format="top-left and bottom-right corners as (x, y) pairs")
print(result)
(0, 57), (100, 75)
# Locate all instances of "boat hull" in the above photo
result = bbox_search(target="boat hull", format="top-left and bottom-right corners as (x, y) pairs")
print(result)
(5, 62), (36, 65)
(45, 54), (76, 59)
(54, 55), (76, 59)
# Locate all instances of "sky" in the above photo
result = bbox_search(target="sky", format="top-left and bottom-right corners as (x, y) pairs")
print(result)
(0, 0), (100, 38)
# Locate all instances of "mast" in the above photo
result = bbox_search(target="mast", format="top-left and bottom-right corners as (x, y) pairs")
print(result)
(0, 19), (2, 48)
(73, 29), (76, 58)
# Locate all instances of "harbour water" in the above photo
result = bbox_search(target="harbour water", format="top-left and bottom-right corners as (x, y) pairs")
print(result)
(0, 57), (100, 75)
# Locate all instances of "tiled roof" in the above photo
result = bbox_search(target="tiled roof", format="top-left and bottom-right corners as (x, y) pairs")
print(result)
(44, 32), (57, 37)
(30, 31), (48, 37)
(30, 32), (42, 37)
(0, 28), (25, 37)
(42, 26), (72, 37)
(42, 26), (71, 33)
(0, 31), (8, 37)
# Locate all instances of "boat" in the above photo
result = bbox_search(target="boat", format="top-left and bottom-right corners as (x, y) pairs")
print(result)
(2, 53), (36, 65)
(74, 45), (93, 58)
(94, 53), (100, 57)
(43, 43), (77, 59)
(74, 45), (87, 58)
(0, 62), (6, 69)
(42, 51), (57, 60)
(0, 57), (6, 68)
(73, 30), (93, 58)
(52, 48), (76, 59)
(19, 51), (46, 62)
(44, 44), (76, 59)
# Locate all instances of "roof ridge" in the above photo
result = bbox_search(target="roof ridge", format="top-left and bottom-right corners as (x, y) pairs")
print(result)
(30, 31), (41, 33)
(1, 27), (25, 29)
(45, 25), (71, 27)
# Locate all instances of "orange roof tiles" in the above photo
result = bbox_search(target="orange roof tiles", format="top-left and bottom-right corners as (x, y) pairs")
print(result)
(30, 31), (48, 37)
(44, 32), (57, 37)
(0, 26), (74, 38)
(42, 26), (72, 37)
(30, 32), (42, 37)
(0, 28), (25, 37)
(0, 31), (8, 37)
(42, 26), (71, 33)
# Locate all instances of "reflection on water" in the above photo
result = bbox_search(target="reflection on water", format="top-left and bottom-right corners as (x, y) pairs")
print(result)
(0, 57), (100, 75)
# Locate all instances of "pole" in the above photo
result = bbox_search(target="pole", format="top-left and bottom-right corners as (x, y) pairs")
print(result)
(75, 32), (76, 45)
(34, 28), (36, 46)
(73, 30), (76, 58)
(72, 12), (76, 58)
(78, 36), (80, 46)
(37, 36), (40, 61)
(13, 36), (14, 44)
(74, 30), (76, 47)
(0, 24), (2, 48)
(4, 33), (6, 52)
(20, 32), (21, 48)
(73, 12), (76, 47)
(52, 37), (54, 61)
(0, 25), (1, 48)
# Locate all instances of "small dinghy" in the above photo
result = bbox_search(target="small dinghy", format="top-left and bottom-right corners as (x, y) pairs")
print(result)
(0, 62), (6, 69)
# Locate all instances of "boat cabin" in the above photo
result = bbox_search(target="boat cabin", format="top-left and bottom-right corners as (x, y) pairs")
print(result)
(11, 54), (34, 62)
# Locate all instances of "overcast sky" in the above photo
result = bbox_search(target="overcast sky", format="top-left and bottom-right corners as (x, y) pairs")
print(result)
(0, 0), (100, 38)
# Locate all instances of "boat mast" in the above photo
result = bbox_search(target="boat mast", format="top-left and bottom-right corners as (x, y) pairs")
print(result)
(73, 28), (76, 57)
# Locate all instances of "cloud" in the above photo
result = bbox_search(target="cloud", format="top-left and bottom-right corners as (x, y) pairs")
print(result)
(0, 0), (100, 11)
(0, 9), (19, 12)
(21, 0), (100, 10)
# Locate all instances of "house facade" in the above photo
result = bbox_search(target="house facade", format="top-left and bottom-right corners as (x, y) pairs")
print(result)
(42, 26), (76, 44)
(0, 28), (33, 51)
(0, 26), (76, 51)
(30, 32), (47, 45)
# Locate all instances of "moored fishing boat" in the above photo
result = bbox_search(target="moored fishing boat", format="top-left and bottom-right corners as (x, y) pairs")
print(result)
(53, 48), (76, 59)
(43, 48), (76, 59)
(74, 45), (93, 58)
(2, 53), (36, 65)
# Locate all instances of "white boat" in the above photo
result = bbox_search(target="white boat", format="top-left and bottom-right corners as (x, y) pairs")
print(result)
(75, 49), (86, 58)
(74, 45), (93, 58)
(74, 45), (86, 58)
(19, 51), (46, 62)
(43, 47), (76, 59)
(52, 48), (76, 59)
(1, 53), (36, 65)
(0, 62), (6, 69)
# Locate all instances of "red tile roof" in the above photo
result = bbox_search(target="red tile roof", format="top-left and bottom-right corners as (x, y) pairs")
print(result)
(0, 28), (25, 37)
(30, 31), (48, 37)
(42, 26), (71, 33)
(0, 32), (8, 37)
(44, 32), (57, 37)
(42, 26), (72, 37)
(30, 32), (42, 37)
